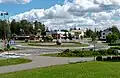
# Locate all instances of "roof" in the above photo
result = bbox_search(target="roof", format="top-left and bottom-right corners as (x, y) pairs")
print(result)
(103, 28), (112, 32)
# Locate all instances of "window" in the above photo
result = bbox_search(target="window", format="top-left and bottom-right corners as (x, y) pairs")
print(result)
(109, 33), (111, 34)
(103, 33), (105, 35)
(103, 36), (105, 38)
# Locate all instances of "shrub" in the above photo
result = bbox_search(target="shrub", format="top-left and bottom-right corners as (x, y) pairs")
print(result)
(0, 48), (4, 52)
(58, 48), (120, 57)
(103, 56), (120, 61)
(108, 43), (120, 46)
(10, 47), (18, 50)
(45, 35), (53, 42)
(98, 50), (107, 55)
(110, 47), (120, 50)
(96, 56), (102, 61)
(4, 48), (8, 51)
(72, 50), (80, 54)
(63, 49), (70, 53)
(93, 52), (101, 56)
(106, 57), (112, 61)
(117, 57), (120, 60)
(112, 50), (119, 55)
(103, 58), (107, 61)
(112, 56), (118, 60)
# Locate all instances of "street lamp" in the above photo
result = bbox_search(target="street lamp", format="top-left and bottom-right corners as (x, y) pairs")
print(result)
(93, 28), (97, 61)
(0, 12), (9, 48)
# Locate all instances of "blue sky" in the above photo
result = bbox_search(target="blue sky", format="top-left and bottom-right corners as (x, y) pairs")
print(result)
(2, 0), (120, 30)
(0, 0), (64, 16)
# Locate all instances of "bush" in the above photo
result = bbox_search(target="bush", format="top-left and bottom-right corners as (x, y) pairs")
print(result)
(98, 50), (107, 55)
(103, 58), (107, 61)
(44, 35), (53, 42)
(96, 56), (102, 61)
(112, 50), (119, 55)
(112, 56), (118, 60)
(10, 47), (18, 50)
(57, 48), (120, 57)
(118, 57), (120, 60)
(110, 47), (120, 50)
(63, 49), (70, 53)
(108, 43), (120, 46)
(4, 48), (8, 51)
(106, 57), (112, 61)
(0, 48), (4, 52)
(102, 56), (120, 61)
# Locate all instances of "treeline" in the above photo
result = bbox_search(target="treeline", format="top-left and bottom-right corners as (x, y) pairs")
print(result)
(85, 26), (120, 41)
(0, 19), (46, 38)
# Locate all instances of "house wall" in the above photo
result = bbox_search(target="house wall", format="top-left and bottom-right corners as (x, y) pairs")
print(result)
(70, 30), (85, 39)
(100, 31), (112, 40)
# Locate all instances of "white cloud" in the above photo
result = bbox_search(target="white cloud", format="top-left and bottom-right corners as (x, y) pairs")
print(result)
(10, 0), (120, 30)
(0, 0), (31, 4)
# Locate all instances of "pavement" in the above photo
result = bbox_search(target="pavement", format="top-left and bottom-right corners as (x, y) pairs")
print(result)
(0, 40), (108, 74)
(0, 55), (94, 74)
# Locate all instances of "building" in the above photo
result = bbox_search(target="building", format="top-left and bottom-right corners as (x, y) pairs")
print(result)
(70, 29), (85, 39)
(46, 28), (85, 40)
(100, 28), (112, 40)
(46, 30), (68, 39)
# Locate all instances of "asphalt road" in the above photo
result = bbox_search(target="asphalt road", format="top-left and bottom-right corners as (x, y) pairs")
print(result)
(12, 48), (63, 55)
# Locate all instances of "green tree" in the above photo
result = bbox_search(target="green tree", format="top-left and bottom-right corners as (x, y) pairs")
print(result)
(20, 20), (33, 35)
(91, 33), (96, 41)
(34, 21), (46, 36)
(1, 20), (9, 40)
(111, 26), (120, 38)
(106, 34), (113, 44)
(10, 19), (20, 35)
(112, 34), (119, 44)
(85, 29), (94, 38)
(106, 34), (119, 44)
(0, 20), (4, 38)
(111, 26), (120, 34)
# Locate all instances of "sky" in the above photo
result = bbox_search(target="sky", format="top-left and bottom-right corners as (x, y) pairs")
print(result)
(1, 0), (120, 30)
(0, 0), (64, 16)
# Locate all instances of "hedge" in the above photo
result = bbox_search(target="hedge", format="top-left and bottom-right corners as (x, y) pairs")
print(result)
(96, 56), (120, 61)
(57, 49), (119, 57)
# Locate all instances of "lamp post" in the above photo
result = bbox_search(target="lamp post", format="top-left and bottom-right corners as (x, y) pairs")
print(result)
(93, 28), (96, 61)
(0, 12), (9, 48)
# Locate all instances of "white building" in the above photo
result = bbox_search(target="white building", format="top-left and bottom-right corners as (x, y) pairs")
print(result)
(46, 28), (85, 39)
(70, 29), (85, 39)
(100, 29), (112, 40)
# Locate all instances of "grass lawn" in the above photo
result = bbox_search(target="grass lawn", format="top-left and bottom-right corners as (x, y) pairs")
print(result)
(41, 53), (59, 57)
(0, 58), (32, 67)
(1, 62), (120, 78)
(28, 43), (88, 47)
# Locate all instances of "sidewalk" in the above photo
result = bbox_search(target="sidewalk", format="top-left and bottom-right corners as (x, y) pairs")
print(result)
(0, 55), (94, 74)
